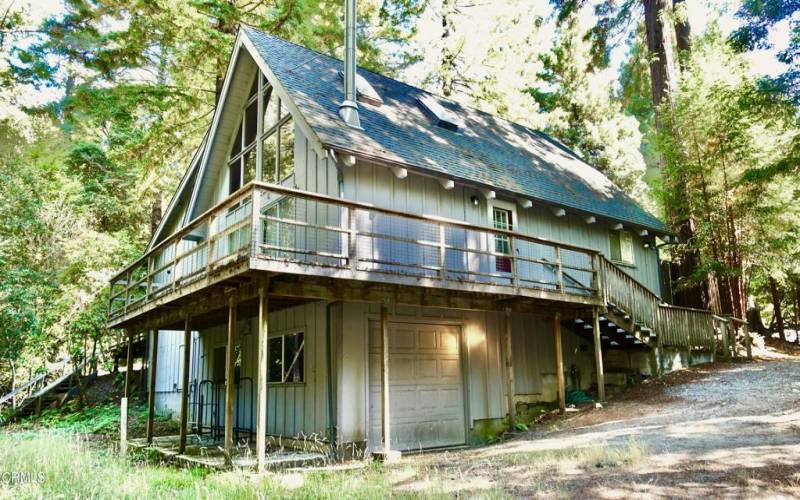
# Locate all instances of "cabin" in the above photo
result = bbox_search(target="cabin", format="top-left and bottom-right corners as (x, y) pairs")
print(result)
(109, 23), (720, 469)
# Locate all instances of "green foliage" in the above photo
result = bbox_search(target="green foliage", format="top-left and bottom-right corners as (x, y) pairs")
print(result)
(730, 0), (800, 103)
(0, 431), (394, 498)
(0, 0), (424, 392)
(528, 11), (651, 208)
(656, 31), (800, 307)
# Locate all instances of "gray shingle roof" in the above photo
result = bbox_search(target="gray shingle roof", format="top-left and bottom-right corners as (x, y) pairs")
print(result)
(244, 27), (668, 234)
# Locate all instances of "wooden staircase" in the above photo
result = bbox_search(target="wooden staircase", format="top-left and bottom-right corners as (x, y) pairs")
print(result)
(1, 359), (91, 422)
(564, 257), (717, 352)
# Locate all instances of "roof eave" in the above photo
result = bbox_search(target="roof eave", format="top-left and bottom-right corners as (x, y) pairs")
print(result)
(324, 142), (671, 236)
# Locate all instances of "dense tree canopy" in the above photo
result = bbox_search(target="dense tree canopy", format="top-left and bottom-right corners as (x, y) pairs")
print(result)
(1, 0), (798, 393)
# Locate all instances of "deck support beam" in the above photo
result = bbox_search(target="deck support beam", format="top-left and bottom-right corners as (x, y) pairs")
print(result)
(124, 329), (134, 398)
(224, 296), (238, 466)
(178, 315), (192, 454)
(374, 302), (399, 461)
(256, 280), (270, 473)
(146, 329), (159, 444)
(592, 307), (605, 402)
(554, 312), (566, 414)
(503, 308), (516, 429)
(381, 302), (391, 454)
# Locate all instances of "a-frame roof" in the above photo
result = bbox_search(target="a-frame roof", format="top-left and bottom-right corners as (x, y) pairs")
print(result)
(159, 26), (667, 244)
(243, 27), (667, 234)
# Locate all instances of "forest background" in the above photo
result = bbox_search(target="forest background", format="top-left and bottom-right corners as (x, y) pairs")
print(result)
(0, 0), (797, 394)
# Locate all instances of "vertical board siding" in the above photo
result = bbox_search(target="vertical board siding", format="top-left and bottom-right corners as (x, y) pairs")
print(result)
(154, 301), (332, 440)
(342, 159), (661, 295)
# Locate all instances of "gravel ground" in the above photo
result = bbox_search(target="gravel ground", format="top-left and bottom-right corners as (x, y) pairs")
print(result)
(397, 346), (800, 498)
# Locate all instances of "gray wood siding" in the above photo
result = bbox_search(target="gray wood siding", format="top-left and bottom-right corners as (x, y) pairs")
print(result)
(155, 302), (332, 440)
(341, 159), (662, 295)
(336, 302), (596, 448)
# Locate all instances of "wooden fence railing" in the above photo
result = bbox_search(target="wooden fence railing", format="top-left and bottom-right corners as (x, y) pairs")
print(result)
(0, 357), (71, 415)
(600, 256), (716, 349)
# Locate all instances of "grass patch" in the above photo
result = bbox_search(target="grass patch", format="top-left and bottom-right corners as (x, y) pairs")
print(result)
(0, 431), (395, 499)
(492, 437), (649, 473)
(12, 399), (178, 438)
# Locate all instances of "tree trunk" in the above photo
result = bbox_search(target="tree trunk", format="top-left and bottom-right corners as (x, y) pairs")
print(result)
(769, 276), (785, 342)
(747, 306), (770, 337)
(643, 0), (677, 109)
(440, 0), (459, 97)
(672, 0), (691, 62)
(90, 337), (98, 376)
(72, 357), (87, 410)
(644, 0), (706, 310)
(795, 281), (800, 343)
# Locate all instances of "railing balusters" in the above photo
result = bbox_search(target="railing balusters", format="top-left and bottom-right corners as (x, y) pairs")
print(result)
(348, 207), (358, 272)
(438, 224), (446, 283)
(251, 189), (261, 260)
(554, 247), (563, 293)
(109, 181), (711, 356)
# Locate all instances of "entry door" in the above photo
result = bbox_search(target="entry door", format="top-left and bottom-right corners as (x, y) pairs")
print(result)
(368, 321), (466, 451)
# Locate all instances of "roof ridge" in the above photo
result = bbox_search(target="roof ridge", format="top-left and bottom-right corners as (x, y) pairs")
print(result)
(243, 26), (560, 145)
(243, 26), (667, 232)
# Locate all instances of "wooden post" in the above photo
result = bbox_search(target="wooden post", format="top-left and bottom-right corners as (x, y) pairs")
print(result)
(720, 320), (729, 358)
(592, 307), (605, 402)
(744, 326), (752, 360)
(380, 303), (391, 451)
(120, 396), (128, 455)
(380, 302), (393, 458)
(503, 308), (516, 429)
(554, 312), (566, 413)
(555, 247), (564, 293)
(256, 281), (269, 473)
(124, 329), (134, 398)
(224, 296), (238, 466)
(438, 224), (446, 283)
(146, 329), (159, 444)
(348, 208), (358, 273)
(178, 315), (192, 454)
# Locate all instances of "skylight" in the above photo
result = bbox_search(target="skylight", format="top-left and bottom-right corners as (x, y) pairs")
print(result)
(417, 94), (462, 132)
(337, 70), (383, 106)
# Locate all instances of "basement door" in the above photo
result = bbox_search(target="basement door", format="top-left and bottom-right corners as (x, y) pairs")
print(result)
(368, 321), (466, 452)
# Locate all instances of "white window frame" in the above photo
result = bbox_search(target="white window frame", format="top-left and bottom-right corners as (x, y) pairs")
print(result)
(610, 229), (636, 266)
(486, 199), (518, 232)
(266, 328), (306, 385)
(487, 199), (517, 273)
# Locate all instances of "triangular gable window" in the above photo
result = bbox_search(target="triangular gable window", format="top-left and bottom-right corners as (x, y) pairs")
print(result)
(227, 71), (295, 194)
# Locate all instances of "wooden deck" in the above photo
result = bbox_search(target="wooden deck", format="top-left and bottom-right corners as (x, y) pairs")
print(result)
(107, 181), (719, 351)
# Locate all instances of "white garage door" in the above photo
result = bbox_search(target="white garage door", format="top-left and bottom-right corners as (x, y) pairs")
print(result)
(368, 321), (466, 452)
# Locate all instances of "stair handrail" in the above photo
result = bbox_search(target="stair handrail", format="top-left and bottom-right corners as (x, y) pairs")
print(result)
(600, 255), (717, 349)
(0, 357), (71, 409)
(28, 359), (88, 401)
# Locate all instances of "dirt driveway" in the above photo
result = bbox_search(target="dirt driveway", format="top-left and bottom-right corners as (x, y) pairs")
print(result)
(391, 351), (800, 498)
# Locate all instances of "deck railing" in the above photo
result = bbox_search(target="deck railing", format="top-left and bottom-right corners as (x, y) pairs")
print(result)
(107, 181), (718, 351)
(109, 182), (602, 320)
(600, 256), (715, 349)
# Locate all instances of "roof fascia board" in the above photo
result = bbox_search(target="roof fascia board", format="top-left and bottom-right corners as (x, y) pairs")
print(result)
(240, 30), (327, 160)
(146, 132), (207, 251)
(187, 33), (246, 221)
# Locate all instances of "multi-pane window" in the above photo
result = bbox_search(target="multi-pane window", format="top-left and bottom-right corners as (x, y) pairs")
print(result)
(493, 207), (513, 273)
(609, 230), (635, 265)
(267, 331), (305, 383)
(227, 72), (296, 195)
